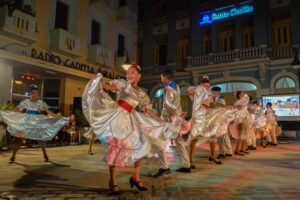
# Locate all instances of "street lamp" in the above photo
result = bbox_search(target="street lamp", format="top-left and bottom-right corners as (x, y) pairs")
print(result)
(114, 48), (132, 78)
(121, 56), (132, 70)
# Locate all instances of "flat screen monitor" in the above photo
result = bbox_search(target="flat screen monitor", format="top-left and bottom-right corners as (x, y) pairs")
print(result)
(262, 94), (300, 121)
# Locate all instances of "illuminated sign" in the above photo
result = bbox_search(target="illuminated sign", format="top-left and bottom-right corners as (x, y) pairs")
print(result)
(31, 48), (99, 74)
(199, 14), (212, 25)
(199, 5), (254, 25)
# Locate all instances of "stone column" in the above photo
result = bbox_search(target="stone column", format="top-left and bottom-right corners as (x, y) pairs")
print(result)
(190, 0), (203, 56)
(211, 24), (219, 53)
(235, 18), (242, 49)
(0, 62), (13, 104)
(253, 0), (269, 47)
(167, 0), (177, 65)
(291, 0), (300, 45)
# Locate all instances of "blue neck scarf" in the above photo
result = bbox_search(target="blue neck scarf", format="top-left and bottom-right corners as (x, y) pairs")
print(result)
(166, 81), (177, 90)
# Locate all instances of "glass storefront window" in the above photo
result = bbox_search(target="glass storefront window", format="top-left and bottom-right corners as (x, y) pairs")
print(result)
(43, 79), (61, 113)
(12, 72), (61, 113)
(12, 72), (42, 105)
(210, 82), (257, 92)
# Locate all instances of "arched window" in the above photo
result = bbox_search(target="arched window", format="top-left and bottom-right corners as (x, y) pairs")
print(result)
(275, 77), (296, 89)
(153, 88), (164, 114)
(154, 88), (164, 98)
(210, 82), (257, 93)
(153, 87), (192, 116)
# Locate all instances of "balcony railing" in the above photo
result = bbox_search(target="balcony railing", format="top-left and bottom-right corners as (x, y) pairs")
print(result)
(191, 54), (210, 65)
(87, 44), (113, 67)
(0, 5), (37, 44)
(50, 28), (81, 58)
(189, 46), (295, 66)
(190, 47), (267, 66)
(271, 47), (293, 59)
(176, 63), (186, 72)
(239, 47), (263, 60)
(153, 65), (166, 74)
(214, 51), (235, 63)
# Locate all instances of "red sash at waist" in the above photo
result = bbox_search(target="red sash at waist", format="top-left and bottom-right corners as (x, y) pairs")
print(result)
(118, 100), (133, 113)
(202, 104), (210, 109)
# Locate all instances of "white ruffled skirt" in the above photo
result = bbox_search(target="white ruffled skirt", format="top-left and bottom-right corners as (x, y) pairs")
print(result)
(0, 111), (69, 141)
(82, 75), (173, 167)
(189, 107), (236, 144)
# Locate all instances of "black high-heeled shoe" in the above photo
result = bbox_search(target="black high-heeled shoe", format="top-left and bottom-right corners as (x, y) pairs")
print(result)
(190, 162), (196, 169)
(129, 177), (148, 191)
(8, 157), (15, 164)
(209, 157), (222, 165)
(109, 181), (121, 195)
(234, 151), (245, 156)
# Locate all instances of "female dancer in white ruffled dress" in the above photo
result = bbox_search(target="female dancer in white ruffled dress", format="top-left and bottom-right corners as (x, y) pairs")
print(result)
(82, 64), (174, 194)
(230, 91), (251, 156)
(186, 77), (236, 167)
(0, 85), (68, 163)
(253, 101), (268, 147)
(247, 101), (267, 150)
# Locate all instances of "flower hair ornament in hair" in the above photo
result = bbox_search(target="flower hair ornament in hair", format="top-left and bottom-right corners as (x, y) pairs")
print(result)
(235, 90), (241, 97)
(201, 76), (209, 83)
(131, 62), (141, 71)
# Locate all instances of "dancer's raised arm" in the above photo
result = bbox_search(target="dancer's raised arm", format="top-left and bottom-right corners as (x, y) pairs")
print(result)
(101, 78), (118, 91)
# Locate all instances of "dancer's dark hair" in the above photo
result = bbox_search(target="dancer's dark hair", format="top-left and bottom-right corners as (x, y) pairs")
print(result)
(211, 87), (221, 92)
(161, 69), (174, 80)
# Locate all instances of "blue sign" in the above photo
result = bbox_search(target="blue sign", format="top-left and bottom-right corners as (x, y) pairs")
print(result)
(199, 5), (254, 26)
(199, 14), (213, 25)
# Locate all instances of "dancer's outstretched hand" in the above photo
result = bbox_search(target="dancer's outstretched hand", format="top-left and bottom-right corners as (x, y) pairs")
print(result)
(101, 78), (118, 91)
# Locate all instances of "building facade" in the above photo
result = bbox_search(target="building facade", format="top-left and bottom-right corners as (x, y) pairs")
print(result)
(0, 0), (137, 115)
(138, 0), (300, 116)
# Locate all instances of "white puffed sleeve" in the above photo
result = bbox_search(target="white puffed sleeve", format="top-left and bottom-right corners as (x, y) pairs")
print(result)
(109, 79), (128, 91)
(138, 93), (154, 112)
(234, 94), (250, 107)
(194, 86), (208, 105)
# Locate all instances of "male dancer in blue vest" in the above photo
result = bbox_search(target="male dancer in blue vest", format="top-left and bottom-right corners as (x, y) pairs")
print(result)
(211, 87), (233, 159)
(154, 70), (191, 178)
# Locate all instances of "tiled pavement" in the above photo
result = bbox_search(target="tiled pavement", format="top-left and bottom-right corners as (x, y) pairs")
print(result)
(0, 140), (300, 200)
